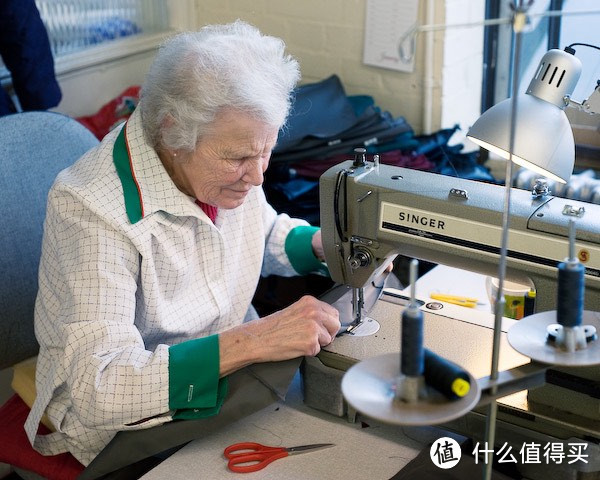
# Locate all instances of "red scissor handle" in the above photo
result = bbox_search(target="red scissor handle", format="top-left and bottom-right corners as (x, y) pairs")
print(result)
(224, 442), (288, 473)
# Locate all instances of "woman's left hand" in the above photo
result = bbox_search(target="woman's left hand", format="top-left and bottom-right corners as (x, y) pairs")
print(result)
(311, 229), (325, 262)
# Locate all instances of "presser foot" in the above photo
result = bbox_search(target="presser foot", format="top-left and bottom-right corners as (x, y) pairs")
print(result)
(337, 316), (380, 337)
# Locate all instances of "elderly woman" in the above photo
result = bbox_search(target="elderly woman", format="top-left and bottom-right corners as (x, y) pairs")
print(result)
(25, 21), (340, 465)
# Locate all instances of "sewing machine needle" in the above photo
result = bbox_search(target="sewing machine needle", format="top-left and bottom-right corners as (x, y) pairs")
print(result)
(352, 287), (364, 324)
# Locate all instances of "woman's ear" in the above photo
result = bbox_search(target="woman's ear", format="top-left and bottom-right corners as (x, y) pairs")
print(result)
(159, 114), (182, 160)
(161, 113), (175, 132)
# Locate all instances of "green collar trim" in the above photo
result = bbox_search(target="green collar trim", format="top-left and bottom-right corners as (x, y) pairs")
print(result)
(113, 124), (144, 223)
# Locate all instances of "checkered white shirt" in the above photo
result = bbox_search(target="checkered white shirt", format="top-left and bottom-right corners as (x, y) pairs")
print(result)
(25, 108), (308, 464)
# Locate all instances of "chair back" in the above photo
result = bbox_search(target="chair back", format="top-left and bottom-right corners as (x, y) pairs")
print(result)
(0, 111), (99, 369)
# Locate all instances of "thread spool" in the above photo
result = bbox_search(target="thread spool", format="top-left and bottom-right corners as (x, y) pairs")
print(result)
(578, 176), (600, 203)
(557, 220), (585, 328)
(590, 185), (600, 204)
(557, 261), (585, 328)
(524, 289), (536, 317)
(401, 306), (424, 377)
(401, 259), (424, 377)
(424, 349), (470, 399)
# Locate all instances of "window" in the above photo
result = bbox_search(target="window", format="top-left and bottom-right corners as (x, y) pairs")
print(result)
(0, 1), (183, 89)
(35, 0), (169, 57)
(482, 0), (600, 176)
(0, 0), (199, 116)
(484, 0), (599, 110)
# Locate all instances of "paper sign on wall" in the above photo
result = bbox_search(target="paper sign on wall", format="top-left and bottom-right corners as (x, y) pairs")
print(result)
(363, 0), (419, 73)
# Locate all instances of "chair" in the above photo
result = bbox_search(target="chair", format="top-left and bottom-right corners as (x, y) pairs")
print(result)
(0, 111), (99, 479)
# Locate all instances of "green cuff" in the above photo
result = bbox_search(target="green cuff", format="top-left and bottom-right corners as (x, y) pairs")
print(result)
(172, 378), (228, 420)
(285, 226), (329, 276)
(169, 334), (227, 417)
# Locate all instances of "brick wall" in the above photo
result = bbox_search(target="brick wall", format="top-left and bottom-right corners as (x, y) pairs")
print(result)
(192, 0), (457, 135)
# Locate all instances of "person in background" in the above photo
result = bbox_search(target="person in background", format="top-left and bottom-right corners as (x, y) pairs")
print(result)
(0, 0), (62, 116)
(25, 21), (340, 465)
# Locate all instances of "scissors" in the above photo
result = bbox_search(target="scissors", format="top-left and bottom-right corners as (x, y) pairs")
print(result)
(224, 442), (335, 473)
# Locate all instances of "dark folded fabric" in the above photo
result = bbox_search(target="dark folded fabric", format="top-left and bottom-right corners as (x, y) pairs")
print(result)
(276, 75), (359, 152)
(80, 358), (301, 480)
(272, 118), (413, 163)
(274, 74), (414, 164)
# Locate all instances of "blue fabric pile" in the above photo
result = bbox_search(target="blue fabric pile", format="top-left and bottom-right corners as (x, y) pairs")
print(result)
(266, 74), (496, 224)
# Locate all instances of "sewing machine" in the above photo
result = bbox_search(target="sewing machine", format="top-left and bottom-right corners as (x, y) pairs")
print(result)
(303, 152), (600, 478)
(319, 153), (600, 313)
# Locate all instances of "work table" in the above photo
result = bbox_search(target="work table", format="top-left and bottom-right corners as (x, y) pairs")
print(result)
(141, 371), (459, 479)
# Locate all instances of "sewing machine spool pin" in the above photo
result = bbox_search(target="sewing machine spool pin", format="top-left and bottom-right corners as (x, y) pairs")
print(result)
(546, 220), (596, 353)
(352, 147), (367, 168)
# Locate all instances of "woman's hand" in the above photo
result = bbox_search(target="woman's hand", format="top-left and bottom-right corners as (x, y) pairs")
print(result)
(219, 296), (340, 376)
(256, 295), (340, 358)
(311, 229), (325, 262)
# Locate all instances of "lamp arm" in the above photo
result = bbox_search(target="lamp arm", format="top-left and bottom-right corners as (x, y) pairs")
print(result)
(566, 84), (600, 115)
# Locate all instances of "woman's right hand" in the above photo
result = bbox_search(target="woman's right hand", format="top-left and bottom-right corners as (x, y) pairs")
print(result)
(255, 295), (341, 358)
(218, 296), (340, 376)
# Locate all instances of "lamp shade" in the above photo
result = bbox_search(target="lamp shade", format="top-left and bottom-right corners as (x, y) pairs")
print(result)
(467, 94), (575, 183)
(467, 48), (582, 184)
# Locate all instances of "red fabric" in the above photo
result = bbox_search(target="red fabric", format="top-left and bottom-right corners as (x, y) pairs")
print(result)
(0, 394), (84, 480)
(195, 200), (218, 223)
(77, 85), (141, 140)
(290, 150), (435, 179)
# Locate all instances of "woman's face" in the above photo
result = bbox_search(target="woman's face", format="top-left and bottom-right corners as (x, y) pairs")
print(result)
(166, 108), (279, 209)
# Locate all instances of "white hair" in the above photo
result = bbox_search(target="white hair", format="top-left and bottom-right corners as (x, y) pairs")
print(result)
(140, 20), (301, 152)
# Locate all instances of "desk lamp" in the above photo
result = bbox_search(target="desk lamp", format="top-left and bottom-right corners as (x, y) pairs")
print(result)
(467, 48), (582, 183)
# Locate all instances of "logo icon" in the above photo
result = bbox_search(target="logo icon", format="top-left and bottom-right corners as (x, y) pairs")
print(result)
(430, 437), (461, 469)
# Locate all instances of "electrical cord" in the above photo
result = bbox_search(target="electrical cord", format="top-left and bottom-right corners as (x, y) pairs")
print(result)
(567, 42), (600, 52)
(333, 169), (348, 243)
(565, 42), (600, 89)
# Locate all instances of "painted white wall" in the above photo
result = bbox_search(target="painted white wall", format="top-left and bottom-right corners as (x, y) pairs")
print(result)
(53, 47), (157, 118)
